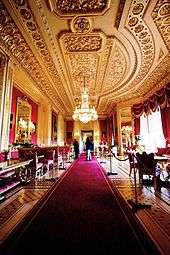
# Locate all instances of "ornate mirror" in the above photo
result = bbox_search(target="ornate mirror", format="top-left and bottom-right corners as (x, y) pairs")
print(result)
(120, 107), (133, 149)
(15, 97), (33, 144)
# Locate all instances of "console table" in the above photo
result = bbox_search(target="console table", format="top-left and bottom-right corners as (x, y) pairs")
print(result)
(0, 159), (33, 201)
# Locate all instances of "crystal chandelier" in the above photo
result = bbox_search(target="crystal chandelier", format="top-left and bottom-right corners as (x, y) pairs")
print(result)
(72, 78), (98, 123)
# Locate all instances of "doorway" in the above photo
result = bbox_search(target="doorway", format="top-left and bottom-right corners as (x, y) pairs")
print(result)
(81, 130), (93, 152)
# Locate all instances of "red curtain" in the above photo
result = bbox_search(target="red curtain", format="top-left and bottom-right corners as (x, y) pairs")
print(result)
(132, 83), (170, 118)
(134, 118), (140, 135)
(161, 107), (170, 145)
(132, 83), (170, 147)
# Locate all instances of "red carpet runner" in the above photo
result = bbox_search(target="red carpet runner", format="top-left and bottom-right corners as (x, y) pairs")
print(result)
(1, 154), (159, 254)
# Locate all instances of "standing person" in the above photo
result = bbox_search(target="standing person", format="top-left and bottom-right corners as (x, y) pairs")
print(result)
(85, 137), (92, 160)
(90, 136), (94, 156)
(73, 139), (79, 159)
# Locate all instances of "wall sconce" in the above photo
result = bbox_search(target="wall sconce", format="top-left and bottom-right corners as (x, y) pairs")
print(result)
(29, 121), (35, 134)
(19, 118), (27, 129)
(17, 118), (36, 143)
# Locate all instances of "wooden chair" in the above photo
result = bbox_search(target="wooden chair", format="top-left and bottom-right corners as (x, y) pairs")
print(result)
(128, 153), (138, 177)
(136, 152), (157, 185)
(35, 152), (44, 178)
(43, 149), (55, 172)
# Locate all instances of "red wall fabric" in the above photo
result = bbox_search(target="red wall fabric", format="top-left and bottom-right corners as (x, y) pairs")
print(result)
(99, 119), (108, 144)
(65, 120), (74, 144)
(66, 121), (74, 132)
(51, 111), (57, 142)
(9, 86), (38, 144)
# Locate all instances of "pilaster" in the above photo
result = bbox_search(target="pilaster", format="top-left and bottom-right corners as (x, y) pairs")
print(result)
(0, 51), (14, 151)
(37, 102), (52, 146)
(116, 106), (123, 155)
(57, 113), (65, 146)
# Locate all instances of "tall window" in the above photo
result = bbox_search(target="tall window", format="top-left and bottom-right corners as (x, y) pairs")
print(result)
(140, 108), (165, 152)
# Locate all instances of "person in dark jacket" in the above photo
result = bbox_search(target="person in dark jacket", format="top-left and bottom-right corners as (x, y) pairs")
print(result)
(85, 137), (93, 160)
(73, 139), (79, 159)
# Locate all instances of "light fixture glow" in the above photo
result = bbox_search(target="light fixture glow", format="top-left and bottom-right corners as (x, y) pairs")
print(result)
(72, 78), (98, 123)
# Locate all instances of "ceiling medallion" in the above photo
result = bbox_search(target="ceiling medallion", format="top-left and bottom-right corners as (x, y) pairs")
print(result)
(71, 16), (92, 34)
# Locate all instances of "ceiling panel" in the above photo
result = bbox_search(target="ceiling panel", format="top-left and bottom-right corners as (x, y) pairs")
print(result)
(0, 0), (169, 117)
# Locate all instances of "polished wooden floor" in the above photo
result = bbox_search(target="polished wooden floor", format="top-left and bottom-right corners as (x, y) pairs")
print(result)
(0, 156), (169, 254)
(100, 155), (170, 255)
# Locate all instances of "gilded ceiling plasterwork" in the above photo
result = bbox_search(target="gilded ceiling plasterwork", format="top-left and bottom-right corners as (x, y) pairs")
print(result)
(69, 53), (98, 98)
(94, 37), (134, 112)
(103, 43), (127, 92)
(137, 55), (170, 98)
(0, 0), (69, 114)
(11, 0), (73, 112)
(53, 0), (169, 114)
(115, 0), (126, 29)
(125, 0), (155, 89)
(70, 16), (92, 34)
(60, 33), (105, 52)
(0, 0), (169, 117)
(49, 0), (110, 16)
(152, 0), (170, 50)
(59, 32), (130, 113)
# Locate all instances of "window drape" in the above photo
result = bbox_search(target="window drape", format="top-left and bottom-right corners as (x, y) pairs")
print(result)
(132, 83), (170, 146)
(140, 109), (166, 152)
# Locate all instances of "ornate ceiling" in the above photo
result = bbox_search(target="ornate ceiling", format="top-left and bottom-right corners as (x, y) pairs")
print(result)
(0, 0), (169, 118)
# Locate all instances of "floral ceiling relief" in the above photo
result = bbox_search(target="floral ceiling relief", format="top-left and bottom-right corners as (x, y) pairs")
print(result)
(95, 38), (114, 95)
(126, 0), (155, 89)
(60, 33), (105, 52)
(12, 0), (72, 111)
(103, 44), (127, 93)
(69, 53), (99, 97)
(71, 17), (92, 34)
(152, 0), (170, 50)
(0, 1), (66, 113)
(48, 0), (110, 17)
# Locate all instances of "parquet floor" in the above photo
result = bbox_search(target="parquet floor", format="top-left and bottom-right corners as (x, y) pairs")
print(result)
(0, 157), (169, 254)
(99, 156), (170, 255)
(0, 166), (68, 245)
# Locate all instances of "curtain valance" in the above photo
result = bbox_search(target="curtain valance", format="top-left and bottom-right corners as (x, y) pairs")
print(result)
(132, 83), (170, 118)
